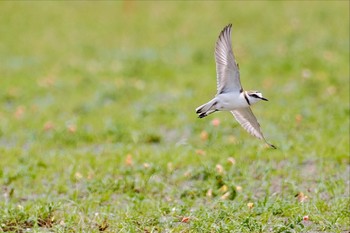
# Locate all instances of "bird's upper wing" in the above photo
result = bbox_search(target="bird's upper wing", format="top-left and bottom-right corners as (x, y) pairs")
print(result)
(215, 24), (242, 94)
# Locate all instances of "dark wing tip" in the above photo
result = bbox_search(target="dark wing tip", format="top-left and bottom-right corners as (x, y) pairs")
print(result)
(268, 143), (277, 149)
(218, 23), (232, 39)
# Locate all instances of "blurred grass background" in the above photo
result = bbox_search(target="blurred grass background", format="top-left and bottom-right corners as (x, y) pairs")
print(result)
(0, 1), (349, 232)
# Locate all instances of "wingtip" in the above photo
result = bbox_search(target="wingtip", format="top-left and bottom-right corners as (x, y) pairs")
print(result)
(224, 23), (232, 28)
(224, 23), (232, 32)
(219, 23), (233, 38)
(262, 137), (276, 149)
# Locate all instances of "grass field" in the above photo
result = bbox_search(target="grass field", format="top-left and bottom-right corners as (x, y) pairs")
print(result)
(0, 1), (349, 232)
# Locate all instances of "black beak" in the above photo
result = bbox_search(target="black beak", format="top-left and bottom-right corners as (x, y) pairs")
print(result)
(261, 97), (268, 101)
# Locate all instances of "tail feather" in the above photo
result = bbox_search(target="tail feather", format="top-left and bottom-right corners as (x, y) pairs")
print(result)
(196, 99), (218, 118)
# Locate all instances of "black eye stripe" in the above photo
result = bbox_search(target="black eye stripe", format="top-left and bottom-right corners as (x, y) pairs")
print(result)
(250, 94), (259, 98)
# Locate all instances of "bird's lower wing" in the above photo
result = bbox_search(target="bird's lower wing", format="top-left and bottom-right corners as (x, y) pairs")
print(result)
(231, 108), (276, 148)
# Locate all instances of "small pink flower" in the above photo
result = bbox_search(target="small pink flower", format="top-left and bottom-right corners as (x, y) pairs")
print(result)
(211, 118), (220, 127)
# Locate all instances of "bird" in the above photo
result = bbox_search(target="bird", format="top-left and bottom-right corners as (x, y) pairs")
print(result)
(195, 24), (276, 149)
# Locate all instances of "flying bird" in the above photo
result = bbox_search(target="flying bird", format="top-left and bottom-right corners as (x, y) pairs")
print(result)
(196, 24), (276, 148)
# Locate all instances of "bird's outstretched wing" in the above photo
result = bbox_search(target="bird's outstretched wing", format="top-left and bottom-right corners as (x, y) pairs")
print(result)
(231, 108), (276, 148)
(215, 24), (242, 94)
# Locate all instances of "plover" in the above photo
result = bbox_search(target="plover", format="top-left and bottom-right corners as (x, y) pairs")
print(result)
(196, 24), (276, 149)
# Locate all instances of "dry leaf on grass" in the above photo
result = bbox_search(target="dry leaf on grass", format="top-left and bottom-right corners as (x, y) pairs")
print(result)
(75, 172), (83, 180)
(180, 216), (190, 223)
(67, 124), (77, 133)
(247, 202), (254, 209)
(43, 121), (55, 131)
(219, 185), (228, 193)
(200, 130), (209, 141)
(195, 149), (206, 156)
(216, 164), (224, 174)
(295, 192), (308, 202)
(125, 154), (133, 166)
(221, 192), (230, 200)
(206, 189), (212, 197)
(15, 106), (25, 119)
(227, 157), (236, 165)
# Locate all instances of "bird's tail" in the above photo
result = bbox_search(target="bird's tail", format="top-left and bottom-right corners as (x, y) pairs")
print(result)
(196, 99), (218, 118)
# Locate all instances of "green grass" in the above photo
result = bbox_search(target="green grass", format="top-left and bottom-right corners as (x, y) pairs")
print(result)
(0, 1), (349, 232)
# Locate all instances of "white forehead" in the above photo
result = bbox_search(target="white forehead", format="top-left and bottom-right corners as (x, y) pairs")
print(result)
(249, 91), (261, 95)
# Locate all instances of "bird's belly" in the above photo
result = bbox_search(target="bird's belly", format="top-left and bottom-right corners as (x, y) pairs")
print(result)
(217, 93), (248, 110)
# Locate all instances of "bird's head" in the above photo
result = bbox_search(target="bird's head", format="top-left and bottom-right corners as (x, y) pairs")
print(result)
(247, 91), (268, 104)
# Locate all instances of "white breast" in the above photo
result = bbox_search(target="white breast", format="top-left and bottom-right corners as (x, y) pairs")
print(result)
(216, 92), (249, 111)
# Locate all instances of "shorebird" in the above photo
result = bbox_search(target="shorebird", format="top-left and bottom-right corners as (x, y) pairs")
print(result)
(195, 24), (276, 149)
